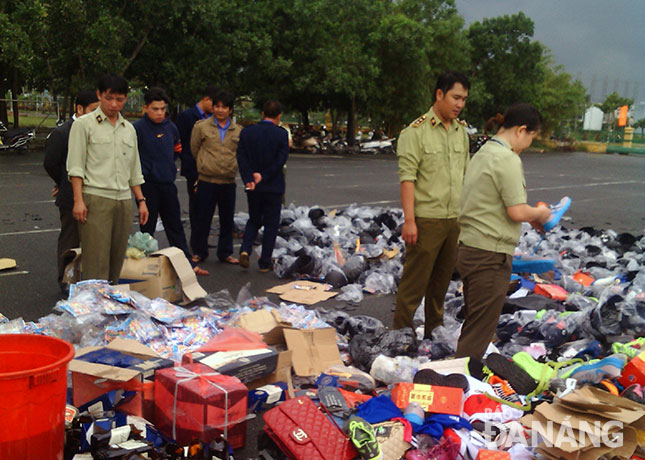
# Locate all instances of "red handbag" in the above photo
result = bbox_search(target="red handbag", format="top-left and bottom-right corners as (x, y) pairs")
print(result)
(263, 396), (357, 460)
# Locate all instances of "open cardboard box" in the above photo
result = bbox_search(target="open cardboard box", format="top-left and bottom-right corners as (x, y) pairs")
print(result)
(283, 327), (343, 377)
(235, 309), (291, 346)
(64, 246), (206, 304)
(69, 338), (172, 420)
(520, 386), (645, 460)
(266, 280), (337, 305)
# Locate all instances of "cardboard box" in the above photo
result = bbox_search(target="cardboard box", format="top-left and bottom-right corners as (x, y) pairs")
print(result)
(235, 309), (291, 345)
(390, 383), (464, 415)
(476, 450), (511, 460)
(520, 386), (645, 460)
(246, 350), (295, 398)
(283, 327), (343, 376)
(154, 363), (248, 449)
(69, 339), (163, 419)
(185, 348), (279, 383)
(266, 280), (337, 305)
(618, 351), (645, 387)
(64, 247), (206, 304)
(119, 247), (206, 304)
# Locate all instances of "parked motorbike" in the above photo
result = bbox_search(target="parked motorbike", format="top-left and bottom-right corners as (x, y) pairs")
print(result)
(0, 121), (35, 152)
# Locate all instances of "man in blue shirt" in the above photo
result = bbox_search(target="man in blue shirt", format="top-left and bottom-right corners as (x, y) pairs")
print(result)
(237, 100), (289, 272)
(174, 85), (218, 238)
(134, 87), (208, 275)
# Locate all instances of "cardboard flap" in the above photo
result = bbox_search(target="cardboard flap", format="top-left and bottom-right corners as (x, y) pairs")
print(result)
(235, 309), (291, 345)
(267, 281), (337, 305)
(153, 247), (206, 302)
(107, 338), (161, 359)
(68, 360), (142, 382)
(0, 258), (17, 270)
(283, 328), (342, 376)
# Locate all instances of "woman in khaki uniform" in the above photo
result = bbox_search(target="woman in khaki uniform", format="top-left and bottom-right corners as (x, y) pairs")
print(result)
(455, 103), (551, 360)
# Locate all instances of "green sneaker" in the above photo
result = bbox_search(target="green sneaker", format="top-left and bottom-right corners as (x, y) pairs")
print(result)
(612, 338), (645, 359)
(512, 352), (584, 382)
(345, 415), (382, 460)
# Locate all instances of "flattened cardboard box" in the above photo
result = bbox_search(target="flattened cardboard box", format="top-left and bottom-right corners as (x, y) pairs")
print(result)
(266, 280), (337, 305)
(283, 327), (342, 376)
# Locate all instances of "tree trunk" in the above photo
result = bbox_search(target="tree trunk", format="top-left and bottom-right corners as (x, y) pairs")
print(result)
(11, 68), (19, 128)
(331, 109), (340, 137)
(301, 110), (309, 127)
(346, 96), (356, 144)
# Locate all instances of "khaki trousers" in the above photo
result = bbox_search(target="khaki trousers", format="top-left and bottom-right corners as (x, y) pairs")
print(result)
(455, 244), (512, 360)
(393, 218), (459, 338)
(78, 193), (133, 284)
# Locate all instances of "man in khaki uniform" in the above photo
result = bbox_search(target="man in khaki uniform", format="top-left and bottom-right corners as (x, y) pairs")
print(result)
(67, 73), (149, 284)
(393, 71), (470, 338)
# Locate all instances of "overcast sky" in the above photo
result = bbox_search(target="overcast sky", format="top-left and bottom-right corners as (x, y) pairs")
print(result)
(454, 0), (645, 103)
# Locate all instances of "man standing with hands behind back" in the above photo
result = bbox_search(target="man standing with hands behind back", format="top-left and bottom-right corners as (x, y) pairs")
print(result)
(44, 90), (99, 294)
(237, 100), (289, 272)
(393, 71), (470, 339)
(67, 73), (148, 284)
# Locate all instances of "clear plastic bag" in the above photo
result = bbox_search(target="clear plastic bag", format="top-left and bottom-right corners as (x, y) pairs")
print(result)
(336, 284), (364, 303)
(363, 271), (396, 295)
(127, 231), (158, 255)
(370, 354), (428, 384)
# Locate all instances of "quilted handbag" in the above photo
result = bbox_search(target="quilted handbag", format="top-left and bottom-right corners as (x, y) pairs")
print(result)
(263, 396), (357, 460)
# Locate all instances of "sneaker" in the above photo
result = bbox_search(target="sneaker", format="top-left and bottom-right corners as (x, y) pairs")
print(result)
(345, 415), (383, 460)
(568, 354), (627, 384)
(412, 368), (469, 392)
(485, 353), (537, 395)
(488, 375), (522, 404)
(612, 338), (645, 359)
(543, 196), (571, 232)
(621, 384), (645, 405)
(259, 265), (273, 273)
(239, 251), (249, 269)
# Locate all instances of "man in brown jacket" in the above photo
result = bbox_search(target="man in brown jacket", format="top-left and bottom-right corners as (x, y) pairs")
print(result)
(190, 90), (242, 264)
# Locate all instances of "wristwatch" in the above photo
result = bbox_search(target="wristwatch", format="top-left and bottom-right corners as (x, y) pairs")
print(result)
(136, 197), (146, 204)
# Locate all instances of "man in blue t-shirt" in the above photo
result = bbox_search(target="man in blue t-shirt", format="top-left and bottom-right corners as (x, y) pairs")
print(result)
(134, 87), (208, 275)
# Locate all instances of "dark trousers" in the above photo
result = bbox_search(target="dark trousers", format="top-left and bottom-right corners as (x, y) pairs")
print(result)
(57, 207), (80, 284)
(185, 175), (198, 241)
(455, 244), (512, 361)
(240, 191), (282, 269)
(140, 181), (191, 260)
(393, 218), (459, 338)
(191, 180), (236, 261)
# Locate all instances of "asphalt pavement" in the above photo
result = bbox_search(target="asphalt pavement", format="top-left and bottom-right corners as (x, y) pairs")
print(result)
(1, 148), (644, 321)
(0, 146), (644, 457)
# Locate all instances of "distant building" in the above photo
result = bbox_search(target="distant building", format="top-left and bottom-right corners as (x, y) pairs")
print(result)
(583, 106), (603, 131)
(631, 101), (645, 124)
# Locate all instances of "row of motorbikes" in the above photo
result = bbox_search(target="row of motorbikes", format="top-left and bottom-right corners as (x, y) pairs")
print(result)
(291, 126), (395, 155)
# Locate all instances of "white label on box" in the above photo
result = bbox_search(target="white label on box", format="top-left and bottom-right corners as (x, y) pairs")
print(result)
(117, 439), (149, 450)
(109, 425), (131, 445)
(87, 401), (104, 415)
(200, 348), (273, 369)
(257, 384), (283, 404)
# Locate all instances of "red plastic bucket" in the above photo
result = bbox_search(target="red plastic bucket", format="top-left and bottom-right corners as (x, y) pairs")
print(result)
(0, 334), (75, 460)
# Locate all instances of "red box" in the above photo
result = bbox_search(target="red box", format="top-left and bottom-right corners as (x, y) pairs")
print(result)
(154, 363), (248, 449)
(391, 383), (463, 415)
(476, 449), (511, 460)
(618, 351), (645, 387)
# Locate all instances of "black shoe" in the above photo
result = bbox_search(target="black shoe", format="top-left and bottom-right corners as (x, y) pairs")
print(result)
(485, 352), (538, 395)
(413, 368), (469, 392)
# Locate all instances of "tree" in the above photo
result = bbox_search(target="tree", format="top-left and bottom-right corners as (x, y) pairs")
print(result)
(465, 12), (544, 127)
(368, 0), (468, 136)
(533, 56), (588, 137)
(596, 92), (634, 129)
(0, 0), (46, 126)
(633, 118), (645, 135)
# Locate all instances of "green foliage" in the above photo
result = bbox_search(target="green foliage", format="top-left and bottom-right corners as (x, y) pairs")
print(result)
(634, 118), (645, 135)
(533, 56), (588, 136)
(465, 12), (543, 124)
(0, 0), (603, 139)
